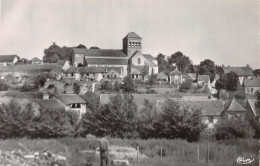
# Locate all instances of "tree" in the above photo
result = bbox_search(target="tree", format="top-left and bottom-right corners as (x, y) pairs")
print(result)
(61, 46), (74, 63)
(198, 59), (217, 82)
(80, 94), (139, 138)
(226, 71), (239, 91)
(77, 63), (83, 67)
(215, 116), (254, 140)
(43, 42), (63, 63)
(167, 52), (191, 73)
(138, 99), (159, 139)
(89, 46), (99, 49)
(253, 69), (260, 77)
(215, 79), (224, 91)
(34, 74), (47, 88)
(156, 53), (168, 72)
(186, 64), (196, 73)
(73, 82), (81, 94)
(156, 100), (205, 142)
(80, 91), (100, 111)
(121, 76), (135, 93)
(179, 79), (193, 92)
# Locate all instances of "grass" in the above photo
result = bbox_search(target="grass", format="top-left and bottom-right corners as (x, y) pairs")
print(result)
(0, 138), (258, 166)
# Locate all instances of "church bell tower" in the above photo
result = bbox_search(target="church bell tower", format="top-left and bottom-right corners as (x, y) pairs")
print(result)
(123, 32), (142, 58)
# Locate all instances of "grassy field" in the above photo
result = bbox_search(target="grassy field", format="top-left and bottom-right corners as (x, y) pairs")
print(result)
(0, 138), (258, 166)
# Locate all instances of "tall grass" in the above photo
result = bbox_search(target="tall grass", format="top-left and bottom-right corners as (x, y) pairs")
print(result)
(0, 138), (258, 166)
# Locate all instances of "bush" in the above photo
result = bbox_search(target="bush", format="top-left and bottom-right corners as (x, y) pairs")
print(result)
(73, 82), (80, 94)
(179, 79), (193, 92)
(0, 100), (77, 138)
(0, 81), (9, 91)
(215, 116), (254, 140)
(226, 71), (239, 91)
(121, 76), (135, 93)
(34, 74), (47, 88)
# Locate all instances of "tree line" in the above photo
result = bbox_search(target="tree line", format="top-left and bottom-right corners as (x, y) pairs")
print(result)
(0, 91), (258, 141)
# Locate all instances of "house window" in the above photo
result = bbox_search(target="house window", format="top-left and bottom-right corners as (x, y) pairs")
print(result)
(247, 88), (250, 93)
(138, 58), (141, 64)
(251, 88), (253, 93)
(71, 73), (74, 77)
(132, 75), (134, 78)
(208, 116), (213, 123)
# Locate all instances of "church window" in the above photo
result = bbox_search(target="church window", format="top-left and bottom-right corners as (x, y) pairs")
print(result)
(138, 58), (141, 64)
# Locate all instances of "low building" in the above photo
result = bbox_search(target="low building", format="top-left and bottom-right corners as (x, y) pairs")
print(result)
(57, 60), (71, 71)
(0, 55), (19, 66)
(197, 75), (210, 86)
(32, 99), (65, 112)
(243, 78), (260, 94)
(157, 71), (169, 83)
(169, 68), (182, 85)
(54, 94), (86, 118)
(223, 65), (254, 85)
(103, 67), (123, 79)
(224, 99), (247, 120)
(63, 67), (107, 82)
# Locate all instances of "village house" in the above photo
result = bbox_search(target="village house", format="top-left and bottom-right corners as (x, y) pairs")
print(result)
(54, 94), (86, 118)
(243, 78), (260, 94)
(31, 57), (43, 64)
(103, 67), (123, 79)
(32, 99), (65, 113)
(72, 32), (158, 78)
(224, 99), (247, 120)
(156, 71), (169, 83)
(169, 68), (182, 85)
(56, 60), (71, 71)
(63, 67), (107, 82)
(0, 55), (19, 66)
(222, 65), (254, 85)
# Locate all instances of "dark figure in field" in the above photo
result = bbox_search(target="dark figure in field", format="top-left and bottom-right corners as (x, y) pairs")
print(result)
(99, 137), (110, 166)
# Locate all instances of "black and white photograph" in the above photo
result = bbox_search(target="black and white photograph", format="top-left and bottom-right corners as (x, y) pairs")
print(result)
(0, 0), (259, 165)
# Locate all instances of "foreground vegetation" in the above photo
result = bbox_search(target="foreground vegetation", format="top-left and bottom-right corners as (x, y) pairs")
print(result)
(0, 137), (258, 166)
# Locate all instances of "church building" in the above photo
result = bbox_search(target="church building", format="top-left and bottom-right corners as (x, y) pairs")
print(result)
(72, 32), (158, 79)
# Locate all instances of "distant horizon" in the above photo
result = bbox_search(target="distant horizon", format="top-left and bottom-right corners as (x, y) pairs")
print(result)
(0, 0), (259, 69)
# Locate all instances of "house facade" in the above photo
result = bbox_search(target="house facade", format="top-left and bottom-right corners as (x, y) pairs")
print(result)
(63, 67), (107, 81)
(224, 99), (247, 120)
(54, 94), (86, 118)
(223, 65), (254, 85)
(169, 68), (182, 85)
(157, 71), (169, 83)
(243, 78), (260, 94)
(72, 32), (158, 79)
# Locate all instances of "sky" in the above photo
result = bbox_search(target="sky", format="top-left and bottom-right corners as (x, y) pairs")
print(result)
(0, 0), (259, 69)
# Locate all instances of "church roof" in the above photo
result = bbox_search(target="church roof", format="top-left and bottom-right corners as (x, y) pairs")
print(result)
(87, 58), (128, 65)
(73, 48), (127, 58)
(123, 32), (142, 39)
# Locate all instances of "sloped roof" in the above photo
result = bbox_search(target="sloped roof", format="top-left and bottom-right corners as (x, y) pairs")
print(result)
(178, 100), (224, 116)
(227, 99), (247, 112)
(31, 57), (42, 62)
(123, 32), (142, 39)
(74, 48), (127, 58)
(143, 54), (157, 67)
(246, 99), (259, 116)
(223, 66), (254, 76)
(36, 99), (64, 110)
(87, 58), (128, 65)
(244, 78), (260, 87)
(13, 64), (59, 71)
(55, 94), (85, 104)
(65, 67), (107, 73)
(105, 67), (122, 74)
(187, 73), (196, 79)
(0, 55), (18, 62)
(130, 67), (142, 75)
(157, 71), (168, 79)
(169, 68), (182, 76)
(197, 75), (210, 82)
(130, 66), (149, 76)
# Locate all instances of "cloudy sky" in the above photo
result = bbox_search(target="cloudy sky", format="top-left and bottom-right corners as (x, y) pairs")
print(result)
(0, 0), (259, 68)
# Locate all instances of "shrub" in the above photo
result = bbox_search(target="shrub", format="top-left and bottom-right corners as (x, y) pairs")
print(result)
(215, 116), (254, 140)
(34, 74), (47, 88)
(226, 71), (239, 91)
(121, 76), (135, 93)
(73, 82), (80, 94)
(155, 99), (206, 142)
(179, 79), (193, 92)
(0, 81), (9, 91)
